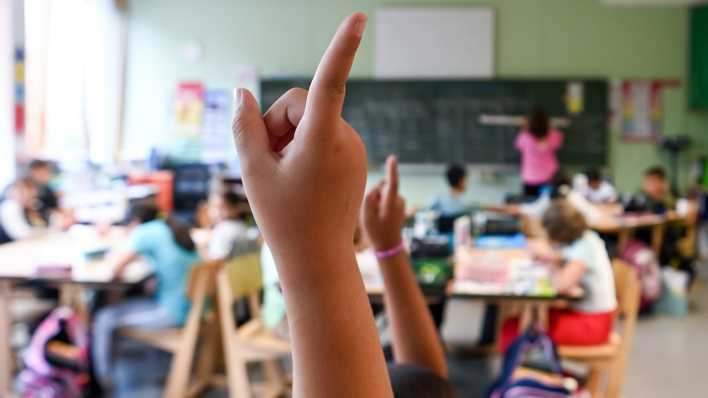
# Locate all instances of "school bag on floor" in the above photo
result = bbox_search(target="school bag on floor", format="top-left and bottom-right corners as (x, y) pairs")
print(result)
(487, 329), (580, 398)
(17, 307), (91, 398)
(621, 240), (662, 310)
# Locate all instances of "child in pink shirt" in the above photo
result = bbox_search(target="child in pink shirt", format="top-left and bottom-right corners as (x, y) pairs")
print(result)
(515, 107), (564, 197)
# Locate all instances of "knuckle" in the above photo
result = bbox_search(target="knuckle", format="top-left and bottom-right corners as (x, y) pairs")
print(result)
(328, 81), (346, 98)
(286, 87), (308, 99)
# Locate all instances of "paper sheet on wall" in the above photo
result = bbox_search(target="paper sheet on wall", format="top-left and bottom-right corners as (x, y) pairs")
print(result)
(201, 89), (233, 162)
(621, 80), (662, 142)
(175, 81), (204, 137)
(565, 81), (584, 114)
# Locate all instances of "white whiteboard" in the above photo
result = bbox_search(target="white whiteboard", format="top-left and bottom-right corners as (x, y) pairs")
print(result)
(375, 7), (495, 78)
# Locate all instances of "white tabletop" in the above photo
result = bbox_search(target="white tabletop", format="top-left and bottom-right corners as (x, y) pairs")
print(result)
(0, 225), (152, 285)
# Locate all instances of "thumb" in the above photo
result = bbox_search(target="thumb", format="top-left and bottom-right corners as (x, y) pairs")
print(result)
(232, 88), (272, 171)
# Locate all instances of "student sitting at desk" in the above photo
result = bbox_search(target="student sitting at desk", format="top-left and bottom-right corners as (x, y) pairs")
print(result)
(574, 168), (618, 204)
(207, 191), (253, 260)
(0, 177), (46, 244)
(92, 202), (199, 390)
(429, 163), (469, 216)
(27, 159), (60, 223)
(501, 200), (616, 352)
(625, 166), (675, 214)
(512, 172), (608, 226)
(515, 106), (564, 198)
(625, 166), (695, 280)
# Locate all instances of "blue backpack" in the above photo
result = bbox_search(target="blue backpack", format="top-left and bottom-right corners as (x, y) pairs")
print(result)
(487, 329), (573, 398)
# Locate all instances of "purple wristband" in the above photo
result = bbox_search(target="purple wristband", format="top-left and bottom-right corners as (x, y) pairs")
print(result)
(375, 241), (406, 260)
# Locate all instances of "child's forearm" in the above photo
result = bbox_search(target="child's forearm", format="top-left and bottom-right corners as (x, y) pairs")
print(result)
(272, 247), (393, 398)
(378, 251), (448, 378)
(551, 260), (586, 294)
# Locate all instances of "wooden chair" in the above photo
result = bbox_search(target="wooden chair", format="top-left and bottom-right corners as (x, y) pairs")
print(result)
(120, 261), (220, 398)
(558, 259), (640, 398)
(216, 253), (291, 398)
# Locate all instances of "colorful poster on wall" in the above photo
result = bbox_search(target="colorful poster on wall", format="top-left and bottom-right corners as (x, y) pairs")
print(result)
(201, 89), (233, 161)
(174, 81), (204, 137)
(621, 80), (663, 142)
(14, 47), (24, 134)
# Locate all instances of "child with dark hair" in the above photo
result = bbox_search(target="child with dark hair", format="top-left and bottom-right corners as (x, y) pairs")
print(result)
(501, 200), (616, 352)
(207, 191), (253, 260)
(0, 177), (45, 244)
(27, 159), (59, 223)
(575, 168), (617, 204)
(626, 166), (696, 280)
(625, 166), (674, 214)
(429, 164), (469, 216)
(364, 156), (457, 397)
(91, 201), (199, 389)
(515, 106), (564, 198)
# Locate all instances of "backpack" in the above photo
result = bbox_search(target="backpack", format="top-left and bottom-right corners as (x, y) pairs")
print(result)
(17, 307), (91, 398)
(620, 240), (662, 310)
(487, 329), (575, 398)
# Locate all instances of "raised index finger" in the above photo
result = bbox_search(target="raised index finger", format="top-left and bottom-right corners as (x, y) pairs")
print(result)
(304, 12), (367, 130)
(383, 155), (399, 206)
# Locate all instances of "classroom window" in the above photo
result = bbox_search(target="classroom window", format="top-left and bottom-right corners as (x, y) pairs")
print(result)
(24, 0), (126, 165)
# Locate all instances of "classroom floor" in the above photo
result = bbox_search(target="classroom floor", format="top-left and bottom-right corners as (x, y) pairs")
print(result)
(105, 264), (708, 398)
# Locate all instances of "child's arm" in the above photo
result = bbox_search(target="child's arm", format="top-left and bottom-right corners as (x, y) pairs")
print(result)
(362, 156), (448, 379)
(232, 13), (393, 398)
(110, 250), (140, 280)
(551, 260), (586, 294)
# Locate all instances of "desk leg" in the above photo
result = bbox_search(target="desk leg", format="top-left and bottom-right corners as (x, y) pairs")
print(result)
(519, 303), (533, 332)
(0, 280), (14, 396)
(617, 230), (631, 253)
(519, 302), (550, 333)
(651, 224), (666, 259)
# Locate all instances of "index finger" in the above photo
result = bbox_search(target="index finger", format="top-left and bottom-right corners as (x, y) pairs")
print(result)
(383, 155), (399, 205)
(304, 12), (367, 129)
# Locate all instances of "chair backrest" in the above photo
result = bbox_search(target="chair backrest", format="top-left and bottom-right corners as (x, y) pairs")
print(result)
(217, 253), (263, 318)
(611, 259), (640, 350)
(186, 260), (221, 301)
(222, 253), (263, 300)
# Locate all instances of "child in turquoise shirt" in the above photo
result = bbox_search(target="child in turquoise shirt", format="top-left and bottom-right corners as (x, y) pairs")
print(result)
(92, 202), (199, 389)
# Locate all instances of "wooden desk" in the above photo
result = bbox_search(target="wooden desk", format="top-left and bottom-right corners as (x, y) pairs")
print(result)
(0, 227), (152, 396)
(450, 246), (582, 350)
(590, 212), (697, 257)
(590, 214), (666, 254)
(362, 245), (582, 352)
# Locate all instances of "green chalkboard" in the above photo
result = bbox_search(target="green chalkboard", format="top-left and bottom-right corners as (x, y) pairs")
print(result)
(260, 79), (608, 166)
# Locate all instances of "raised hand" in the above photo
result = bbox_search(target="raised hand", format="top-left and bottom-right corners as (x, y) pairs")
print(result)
(233, 13), (368, 259)
(231, 13), (394, 398)
(362, 155), (450, 380)
(362, 155), (407, 251)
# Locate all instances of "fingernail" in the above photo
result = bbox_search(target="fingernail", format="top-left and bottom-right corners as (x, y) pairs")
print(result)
(354, 14), (367, 37)
(234, 88), (244, 107)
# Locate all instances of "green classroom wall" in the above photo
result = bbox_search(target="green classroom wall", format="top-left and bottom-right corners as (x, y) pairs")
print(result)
(124, 0), (708, 204)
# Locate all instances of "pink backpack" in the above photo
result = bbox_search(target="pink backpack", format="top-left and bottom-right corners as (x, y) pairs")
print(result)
(17, 307), (90, 398)
(621, 240), (662, 309)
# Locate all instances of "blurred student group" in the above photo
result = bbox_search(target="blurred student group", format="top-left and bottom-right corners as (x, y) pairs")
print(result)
(2, 0), (708, 397)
